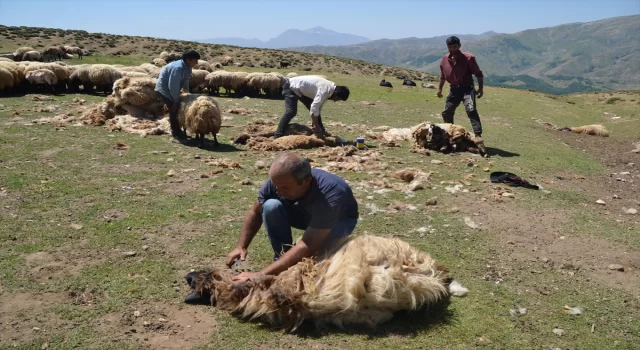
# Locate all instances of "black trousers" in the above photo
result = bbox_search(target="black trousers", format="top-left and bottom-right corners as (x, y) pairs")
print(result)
(275, 79), (326, 137)
(441, 84), (482, 136)
(156, 91), (181, 133)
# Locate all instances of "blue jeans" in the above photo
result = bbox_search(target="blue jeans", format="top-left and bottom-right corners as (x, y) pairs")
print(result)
(261, 199), (357, 259)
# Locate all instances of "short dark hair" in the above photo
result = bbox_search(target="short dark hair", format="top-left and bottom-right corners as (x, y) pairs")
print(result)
(333, 86), (350, 101)
(182, 49), (201, 61)
(446, 36), (461, 46)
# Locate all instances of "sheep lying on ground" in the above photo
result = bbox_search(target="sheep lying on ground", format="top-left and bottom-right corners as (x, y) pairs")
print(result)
(233, 122), (313, 145)
(185, 234), (457, 331)
(536, 119), (610, 137)
(246, 135), (327, 151)
(412, 122), (484, 155)
(25, 69), (58, 93)
(559, 124), (609, 137)
(178, 93), (222, 147)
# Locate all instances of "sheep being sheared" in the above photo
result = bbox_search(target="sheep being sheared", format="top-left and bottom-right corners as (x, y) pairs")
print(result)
(185, 234), (459, 331)
(412, 122), (484, 155)
(178, 93), (222, 147)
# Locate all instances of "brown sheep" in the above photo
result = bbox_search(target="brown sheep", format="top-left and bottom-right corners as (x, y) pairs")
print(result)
(185, 235), (455, 331)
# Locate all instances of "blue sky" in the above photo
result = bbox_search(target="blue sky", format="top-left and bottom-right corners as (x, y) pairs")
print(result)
(0, 0), (638, 41)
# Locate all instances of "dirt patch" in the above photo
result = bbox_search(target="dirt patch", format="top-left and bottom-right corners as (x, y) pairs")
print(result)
(548, 132), (639, 222)
(96, 302), (216, 350)
(451, 196), (640, 292)
(24, 240), (106, 283)
(100, 209), (128, 222)
(0, 292), (71, 344)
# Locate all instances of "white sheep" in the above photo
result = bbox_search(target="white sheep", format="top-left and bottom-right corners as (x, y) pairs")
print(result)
(189, 69), (209, 93)
(178, 93), (222, 147)
(12, 47), (34, 61)
(25, 69), (58, 93)
(21, 51), (42, 62)
(0, 67), (15, 95)
(151, 57), (167, 67)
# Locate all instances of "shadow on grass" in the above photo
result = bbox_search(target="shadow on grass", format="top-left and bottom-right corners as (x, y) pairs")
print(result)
(486, 147), (520, 158)
(176, 137), (243, 152)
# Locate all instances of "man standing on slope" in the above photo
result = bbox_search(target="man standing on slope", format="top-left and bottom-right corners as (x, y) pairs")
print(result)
(275, 75), (350, 139)
(437, 36), (486, 154)
(155, 49), (201, 139)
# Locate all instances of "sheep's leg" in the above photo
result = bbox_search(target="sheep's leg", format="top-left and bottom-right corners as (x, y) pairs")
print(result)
(199, 134), (205, 148)
(212, 133), (219, 147)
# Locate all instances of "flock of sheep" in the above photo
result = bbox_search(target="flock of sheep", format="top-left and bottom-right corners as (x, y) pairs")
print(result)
(0, 49), (302, 99)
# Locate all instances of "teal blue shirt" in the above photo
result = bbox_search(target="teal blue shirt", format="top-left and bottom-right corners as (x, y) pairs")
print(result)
(154, 59), (191, 103)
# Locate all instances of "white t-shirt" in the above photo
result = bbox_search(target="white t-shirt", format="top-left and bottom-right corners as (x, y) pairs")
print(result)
(288, 76), (336, 116)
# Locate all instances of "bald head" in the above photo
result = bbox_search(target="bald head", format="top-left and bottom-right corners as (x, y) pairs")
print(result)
(270, 152), (312, 184)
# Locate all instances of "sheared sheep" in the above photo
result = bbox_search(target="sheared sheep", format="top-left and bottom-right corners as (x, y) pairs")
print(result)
(178, 93), (222, 147)
(25, 69), (58, 93)
(185, 234), (454, 331)
(23, 63), (70, 91)
(559, 124), (609, 137)
(22, 51), (42, 62)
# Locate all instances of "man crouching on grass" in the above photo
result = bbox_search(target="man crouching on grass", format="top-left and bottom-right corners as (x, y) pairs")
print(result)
(225, 152), (359, 282)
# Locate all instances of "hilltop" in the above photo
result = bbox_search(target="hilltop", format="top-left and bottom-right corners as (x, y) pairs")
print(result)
(0, 25), (426, 79)
(289, 15), (640, 94)
(199, 26), (370, 49)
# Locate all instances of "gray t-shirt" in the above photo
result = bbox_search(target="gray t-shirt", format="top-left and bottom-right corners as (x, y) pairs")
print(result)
(258, 168), (359, 229)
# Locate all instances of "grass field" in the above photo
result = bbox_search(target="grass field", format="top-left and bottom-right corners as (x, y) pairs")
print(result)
(0, 56), (639, 350)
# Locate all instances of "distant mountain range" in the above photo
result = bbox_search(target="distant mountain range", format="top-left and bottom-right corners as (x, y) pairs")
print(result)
(287, 15), (640, 94)
(198, 26), (369, 49)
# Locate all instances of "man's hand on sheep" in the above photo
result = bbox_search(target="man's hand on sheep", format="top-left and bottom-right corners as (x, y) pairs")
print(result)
(225, 247), (248, 267)
(232, 271), (261, 282)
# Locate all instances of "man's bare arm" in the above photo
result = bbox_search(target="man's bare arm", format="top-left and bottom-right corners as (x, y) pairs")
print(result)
(258, 227), (331, 276)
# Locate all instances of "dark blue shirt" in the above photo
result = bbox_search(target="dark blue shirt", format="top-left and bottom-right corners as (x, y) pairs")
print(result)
(258, 168), (359, 229)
